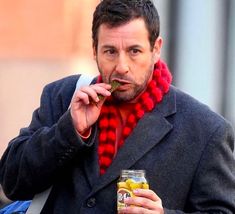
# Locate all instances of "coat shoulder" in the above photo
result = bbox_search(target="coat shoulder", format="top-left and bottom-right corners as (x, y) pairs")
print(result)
(38, 75), (81, 117)
(44, 75), (80, 96)
(171, 86), (233, 133)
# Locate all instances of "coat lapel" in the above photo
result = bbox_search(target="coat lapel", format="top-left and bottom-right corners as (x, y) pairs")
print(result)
(90, 86), (177, 195)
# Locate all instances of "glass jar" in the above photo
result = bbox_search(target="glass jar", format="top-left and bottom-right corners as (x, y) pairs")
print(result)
(117, 170), (149, 211)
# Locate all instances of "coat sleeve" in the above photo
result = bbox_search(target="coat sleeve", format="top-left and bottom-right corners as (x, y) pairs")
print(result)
(165, 120), (235, 214)
(0, 77), (97, 200)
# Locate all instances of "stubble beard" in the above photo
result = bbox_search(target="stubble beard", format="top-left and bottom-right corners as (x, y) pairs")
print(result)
(98, 65), (154, 103)
(111, 83), (146, 102)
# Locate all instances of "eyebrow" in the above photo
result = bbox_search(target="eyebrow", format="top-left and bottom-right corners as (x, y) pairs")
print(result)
(100, 44), (143, 50)
(100, 45), (116, 50)
(127, 45), (143, 50)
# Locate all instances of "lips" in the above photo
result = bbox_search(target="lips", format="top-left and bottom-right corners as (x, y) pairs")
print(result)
(117, 83), (131, 91)
(111, 78), (131, 84)
(110, 78), (132, 91)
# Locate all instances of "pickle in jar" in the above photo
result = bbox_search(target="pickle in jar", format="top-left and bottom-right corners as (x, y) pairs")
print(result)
(117, 170), (149, 211)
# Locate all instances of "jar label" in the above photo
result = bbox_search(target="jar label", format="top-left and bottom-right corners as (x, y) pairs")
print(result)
(117, 188), (133, 209)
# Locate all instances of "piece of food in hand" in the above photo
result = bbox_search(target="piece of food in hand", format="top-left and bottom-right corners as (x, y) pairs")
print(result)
(110, 80), (121, 92)
(91, 80), (121, 104)
(99, 80), (121, 100)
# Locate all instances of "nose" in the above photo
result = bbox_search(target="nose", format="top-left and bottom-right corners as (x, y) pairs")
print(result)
(115, 53), (129, 74)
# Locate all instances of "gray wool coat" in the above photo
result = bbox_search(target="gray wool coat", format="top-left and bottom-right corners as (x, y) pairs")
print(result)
(0, 75), (235, 214)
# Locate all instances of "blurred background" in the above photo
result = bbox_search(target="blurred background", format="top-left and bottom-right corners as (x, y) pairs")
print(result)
(0, 0), (234, 156)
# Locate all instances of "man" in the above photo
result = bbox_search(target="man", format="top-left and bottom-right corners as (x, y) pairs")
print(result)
(0, 0), (235, 213)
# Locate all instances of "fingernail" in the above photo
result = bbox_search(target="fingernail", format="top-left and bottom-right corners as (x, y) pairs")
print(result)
(133, 189), (139, 194)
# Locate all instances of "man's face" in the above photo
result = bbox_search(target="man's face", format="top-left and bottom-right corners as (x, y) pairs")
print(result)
(93, 18), (162, 102)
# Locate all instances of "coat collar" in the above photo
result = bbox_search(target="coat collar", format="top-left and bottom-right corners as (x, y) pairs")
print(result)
(85, 86), (177, 195)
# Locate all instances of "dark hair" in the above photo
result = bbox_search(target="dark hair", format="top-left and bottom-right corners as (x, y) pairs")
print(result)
(92, 0), (160, 51)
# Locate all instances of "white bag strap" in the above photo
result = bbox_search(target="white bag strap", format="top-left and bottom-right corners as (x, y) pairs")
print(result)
(75, 74), (95, 91)
(26, 74), (95, 214)
(26, 187), (52, 214)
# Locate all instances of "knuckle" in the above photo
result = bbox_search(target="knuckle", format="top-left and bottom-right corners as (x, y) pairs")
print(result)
(145, 200), (152, 207)
(79, 86), (88, 91)
(150, 191), (156, 197)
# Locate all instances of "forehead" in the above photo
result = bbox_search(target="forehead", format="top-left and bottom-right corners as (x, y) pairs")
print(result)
(97, 18), (150, 47)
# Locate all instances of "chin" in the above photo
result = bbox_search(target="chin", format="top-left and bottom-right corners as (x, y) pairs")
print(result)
(112, 91), (138, 103)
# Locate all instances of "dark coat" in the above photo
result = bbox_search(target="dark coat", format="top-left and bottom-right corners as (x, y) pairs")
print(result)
(1, 75), (235, 213)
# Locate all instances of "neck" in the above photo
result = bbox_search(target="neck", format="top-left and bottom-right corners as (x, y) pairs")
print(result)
(116, 102), (136, 125)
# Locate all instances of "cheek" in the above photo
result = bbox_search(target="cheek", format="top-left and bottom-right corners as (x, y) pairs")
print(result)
(97, 58), (114, 82)
(133, 61), (153, 83)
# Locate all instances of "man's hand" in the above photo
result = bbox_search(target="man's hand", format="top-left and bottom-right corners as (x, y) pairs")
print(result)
(70, 83), (111, 135)
(118, 189), (164, 214)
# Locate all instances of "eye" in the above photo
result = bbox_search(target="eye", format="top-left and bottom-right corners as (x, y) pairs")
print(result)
(104, 49), (116, 55)
(130, 48), (141, 56)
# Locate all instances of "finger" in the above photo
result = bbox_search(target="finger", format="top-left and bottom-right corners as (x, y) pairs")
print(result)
(125, 197), (154, 209)
(72, 90), (91, 105)
(119, 206), (152, 214)
(78, 84), (111, 103)
(93, 82), (112, 89)
(133, 189), (160, 202)
(88, 84), (112, 101)
(73, 84), (111, 105)
(79, 86), (100, 104)
(124, 196), (157, 211)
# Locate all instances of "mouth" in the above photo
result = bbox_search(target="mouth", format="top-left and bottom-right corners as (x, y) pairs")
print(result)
(111, 78), (131, 85)
(109, 80), (121, 93)
(111, 78), (132, 91)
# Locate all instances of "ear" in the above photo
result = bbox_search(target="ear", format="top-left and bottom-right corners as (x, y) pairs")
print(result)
(93, 44), (97, 60)
(153, 36), (163, 63)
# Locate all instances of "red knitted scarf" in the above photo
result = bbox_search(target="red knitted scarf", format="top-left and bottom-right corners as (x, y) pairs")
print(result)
(98, 60), (172, 175)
